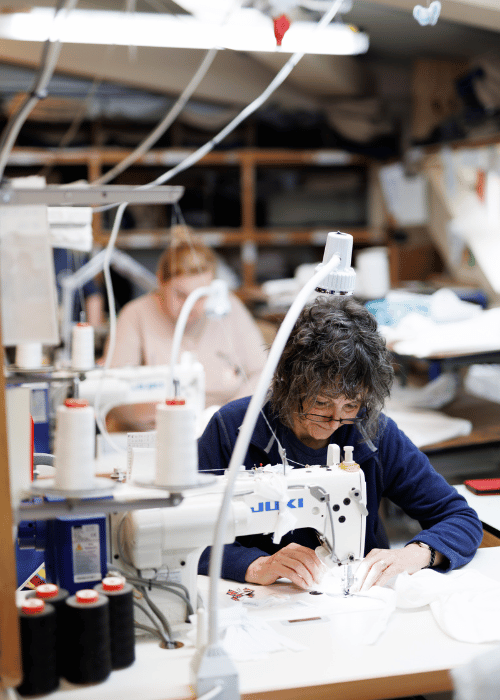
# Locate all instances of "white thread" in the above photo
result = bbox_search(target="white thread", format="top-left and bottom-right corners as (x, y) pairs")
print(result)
(71, 323), (95, 370)
(15, 342), (43, 368)
(155, 399), (198, 487)
(340, 445), (360, 472)
(54, 399), (96, 490)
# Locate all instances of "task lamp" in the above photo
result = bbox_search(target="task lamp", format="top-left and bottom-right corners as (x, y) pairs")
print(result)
(193, 231), (356, 700)
(170, 279), (231, 396)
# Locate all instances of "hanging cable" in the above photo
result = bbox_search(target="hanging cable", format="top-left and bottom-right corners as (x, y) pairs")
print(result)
(0, 0), (80, 181)
(87, 0), (344, 454)
(108, 561), (191, 601)
(133, 600), (172, 645)
(107, 561), (193, 619)
(93, 201), (128, 453)
(132, 578), (193, 619)
(90, 0), (243, 185)
(137, 585), (176, 645)
(37, 76), (102, 181)
(143, 0), (345, 190)
(91, 47), (219, 185)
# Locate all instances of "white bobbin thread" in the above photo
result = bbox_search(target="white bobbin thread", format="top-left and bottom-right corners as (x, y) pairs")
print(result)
(155, 398), (198, 488)
(15, 343), (43, 369)
(340, 445), (360, 472)
(71, 323), (95, 371)
(54, 398), (96, 491)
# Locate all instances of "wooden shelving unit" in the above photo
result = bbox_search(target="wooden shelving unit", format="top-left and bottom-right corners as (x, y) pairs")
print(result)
(7, 146), (384, 298)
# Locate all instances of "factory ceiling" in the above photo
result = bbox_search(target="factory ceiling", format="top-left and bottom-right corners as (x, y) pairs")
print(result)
(0, 0), (500, 150)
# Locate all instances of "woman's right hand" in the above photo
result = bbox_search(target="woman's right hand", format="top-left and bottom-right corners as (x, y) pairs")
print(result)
(245, 543), (324, 589)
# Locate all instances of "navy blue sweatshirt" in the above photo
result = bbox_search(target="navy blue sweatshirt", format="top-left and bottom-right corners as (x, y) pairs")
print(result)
(198, 397), (483, 582)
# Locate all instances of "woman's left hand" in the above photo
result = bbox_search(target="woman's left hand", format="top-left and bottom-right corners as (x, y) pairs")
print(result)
(352, 544), (434, 592)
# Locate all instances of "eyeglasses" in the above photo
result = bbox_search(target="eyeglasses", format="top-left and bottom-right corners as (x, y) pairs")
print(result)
(298, 413), (360, 424)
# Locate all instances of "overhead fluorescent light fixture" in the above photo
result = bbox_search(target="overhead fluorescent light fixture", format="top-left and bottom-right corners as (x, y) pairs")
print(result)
(0, 7), (369, 55)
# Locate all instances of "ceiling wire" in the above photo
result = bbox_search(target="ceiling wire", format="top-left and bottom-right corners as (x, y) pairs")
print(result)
(90, 0), (244, 185)
(37, 75), (102, 180)
(0, 0), (80, 182)
(144, 0), (346, 189)
(91, 45), (220, 185)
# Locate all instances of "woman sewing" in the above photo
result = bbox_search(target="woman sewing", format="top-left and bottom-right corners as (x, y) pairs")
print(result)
(104, 237), (268, 431)
(197, 295), (482, 591)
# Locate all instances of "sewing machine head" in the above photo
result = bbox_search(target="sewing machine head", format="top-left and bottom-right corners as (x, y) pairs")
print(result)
(78, 354), (205, 431)
(112, 452), (368, 623)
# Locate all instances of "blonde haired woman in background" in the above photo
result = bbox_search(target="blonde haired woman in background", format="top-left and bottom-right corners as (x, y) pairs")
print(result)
(104, 234), (268, 431)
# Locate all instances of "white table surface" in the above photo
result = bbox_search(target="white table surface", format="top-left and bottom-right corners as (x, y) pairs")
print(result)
(26, 547), (500, 700)
(455, 483), (500, 533)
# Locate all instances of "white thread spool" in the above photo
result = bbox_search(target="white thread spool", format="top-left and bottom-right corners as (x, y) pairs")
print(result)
(354, 247), (390, 300)
(71, 323), (95, 371)
(155, 399), (198, 488)
(54, 399), (96, 491)
(340, 445), (360, 472)
(15, 343), (43, 369)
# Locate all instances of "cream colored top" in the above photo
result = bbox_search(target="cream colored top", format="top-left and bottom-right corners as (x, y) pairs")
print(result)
(108, 291), (268, 408)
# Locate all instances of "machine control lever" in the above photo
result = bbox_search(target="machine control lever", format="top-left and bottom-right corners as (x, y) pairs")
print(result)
(349, 487), (368, 516)
(309, 485), (330, 503)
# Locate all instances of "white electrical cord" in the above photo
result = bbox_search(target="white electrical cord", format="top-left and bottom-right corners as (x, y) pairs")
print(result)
(169, 284), (212, 395)
(205, 252), (342, 648)
(93, 201), (128, 453)
(91, 47), (219, 185)
(91, 0), (244, 185)
(144, 0), (345, 189)
(0, 0), (80, 181)
(74, 0), (342, 456)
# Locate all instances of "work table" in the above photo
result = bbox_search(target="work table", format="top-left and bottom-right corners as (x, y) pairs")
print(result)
(18, 546), (500, 700)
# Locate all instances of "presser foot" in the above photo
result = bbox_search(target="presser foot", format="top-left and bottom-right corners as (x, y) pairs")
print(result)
(342, 563), (354, 596)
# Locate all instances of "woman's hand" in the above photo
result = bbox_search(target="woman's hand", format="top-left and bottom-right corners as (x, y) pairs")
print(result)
(353, 544), (441, 592)
(245, 543), (324, 590)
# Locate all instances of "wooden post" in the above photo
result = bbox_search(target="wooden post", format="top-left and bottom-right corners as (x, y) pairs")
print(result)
(0, 306), (22, 689)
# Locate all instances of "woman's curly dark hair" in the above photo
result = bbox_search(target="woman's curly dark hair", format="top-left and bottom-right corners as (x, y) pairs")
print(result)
(269, 295), (394, 440)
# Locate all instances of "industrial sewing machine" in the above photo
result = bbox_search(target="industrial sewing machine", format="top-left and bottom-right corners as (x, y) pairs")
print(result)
(111, 448), (367, 624)
(78, 353), (206, 435)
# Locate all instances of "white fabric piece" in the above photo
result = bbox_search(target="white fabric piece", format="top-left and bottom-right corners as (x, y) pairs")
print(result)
(383, 408), (472, 449)
(429, 288), (482, 323)
(323, 566), (500, 647)
(252, 473), (288, 500)
(358, 587), (397, 645)
(451, 644), (500, 700)
(396, 569), (500, 643)
(310, 555), (396, 644)
(260, 463), (294, 476)
(465, 364), (500, 405)
(387, 372), (459, 410)
(273, 507), (298, 545)
(381, 307), (500, 359)
(395, 569), (500, 609)
(218, 603), (307, 661)
(251, 472), (298, 544)
(430, 590), (500, 644)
